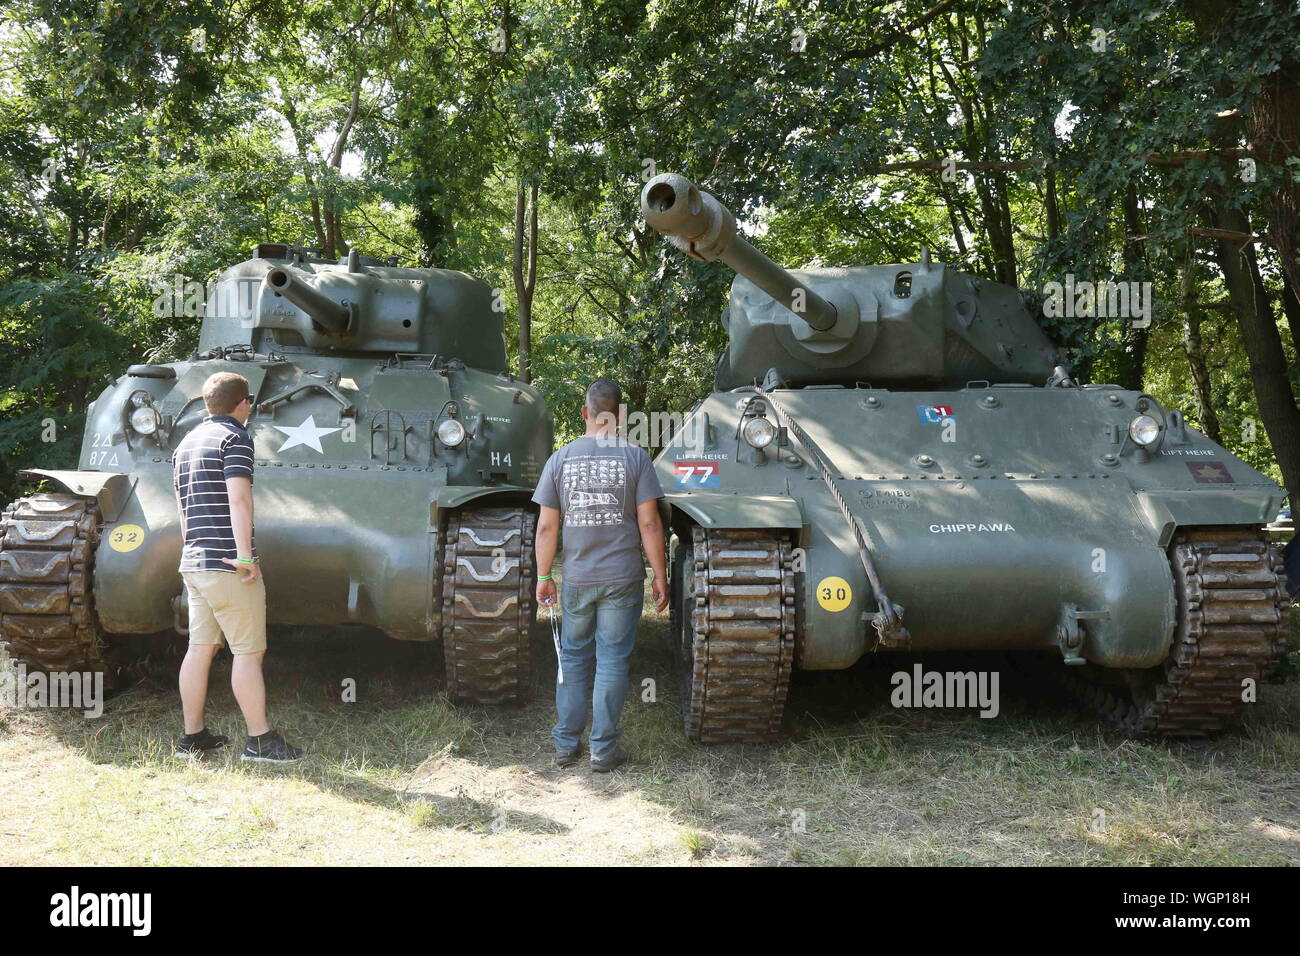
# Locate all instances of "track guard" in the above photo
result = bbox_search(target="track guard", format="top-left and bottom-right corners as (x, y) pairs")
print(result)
(20, 470), (137, 523)
(665, 492), (804, 539)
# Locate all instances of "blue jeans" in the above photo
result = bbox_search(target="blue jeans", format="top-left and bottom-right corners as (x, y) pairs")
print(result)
(552, 579), (644, 760)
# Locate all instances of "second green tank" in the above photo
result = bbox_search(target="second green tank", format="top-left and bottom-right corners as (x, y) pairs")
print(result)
(641, 173), (1290, 742)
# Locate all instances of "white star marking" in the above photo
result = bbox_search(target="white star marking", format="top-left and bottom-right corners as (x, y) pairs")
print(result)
(272, 414), (343, 454)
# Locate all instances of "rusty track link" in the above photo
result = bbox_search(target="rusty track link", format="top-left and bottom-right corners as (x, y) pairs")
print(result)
(673, 526), (795, 743)
(1065, 528), (1289, 736)
(441, 506), (537, 704)
(0, 494), (112, 679)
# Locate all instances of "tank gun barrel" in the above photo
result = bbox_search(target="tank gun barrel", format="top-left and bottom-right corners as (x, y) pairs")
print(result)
(266, 265), (352, 332)
(640, 173), (837, 332)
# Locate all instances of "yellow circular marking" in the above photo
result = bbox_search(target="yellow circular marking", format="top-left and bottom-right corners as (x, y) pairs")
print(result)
(816, 576), (852, 612)
(108, 524), (145, 553)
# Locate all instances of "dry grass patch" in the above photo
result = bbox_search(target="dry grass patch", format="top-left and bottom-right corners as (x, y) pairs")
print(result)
(0, 605), (1296, 866)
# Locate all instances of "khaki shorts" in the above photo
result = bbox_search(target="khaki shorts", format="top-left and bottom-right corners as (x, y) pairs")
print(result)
(182, 570), (267, 655)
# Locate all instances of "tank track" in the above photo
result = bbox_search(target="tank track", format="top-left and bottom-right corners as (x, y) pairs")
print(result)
(673, 526), (796, 743)
(1063, 528), (1289, 736)
(441, 505), (537, 704)
(0, 494), (112, 681)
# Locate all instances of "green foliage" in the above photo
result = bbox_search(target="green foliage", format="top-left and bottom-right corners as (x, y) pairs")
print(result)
(0, 274), (123, 496)
(1, 0), (1298, 498)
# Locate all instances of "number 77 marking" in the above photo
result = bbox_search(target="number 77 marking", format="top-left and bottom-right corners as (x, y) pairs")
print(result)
(674, 461), (720, 487)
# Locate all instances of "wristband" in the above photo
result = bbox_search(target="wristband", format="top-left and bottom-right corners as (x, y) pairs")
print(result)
(537, 573), (552, 581)
(235, 557), (258, 565)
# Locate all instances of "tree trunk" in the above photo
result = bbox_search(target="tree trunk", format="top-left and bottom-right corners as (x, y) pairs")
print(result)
(323, 84), (362, 260)
(1180, 252), (1222, 443)
(1044, 164), (1061, 241)
(413, 171), (453, 268)
(1184, 2), (1300, 500)
(280, 94), (328, 253)
(1206, 190), (1300, 503)
(513, 180), (538, 383)
(1247, 46), (1300, 324)
(1281, 272), (1300, 363)
(1114, 185), (1151, 390)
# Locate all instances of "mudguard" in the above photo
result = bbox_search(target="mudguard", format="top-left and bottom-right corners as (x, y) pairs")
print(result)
(664, 491), (805, 541)
(20, 469), (138, 522)
(433, 484), (536, 523)
(1136, 489), (1278, 547)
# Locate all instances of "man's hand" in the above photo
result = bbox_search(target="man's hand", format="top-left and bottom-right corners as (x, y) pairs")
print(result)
(536, 577), (557, 607)
(637, 498), (669, 613)
(534, 506), (561, 609)
(652, 574), (669, 613)
(222, 557), (261, 583)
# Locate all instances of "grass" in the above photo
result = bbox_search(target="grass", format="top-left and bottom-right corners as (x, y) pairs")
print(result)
(1, 600), (1297, 867)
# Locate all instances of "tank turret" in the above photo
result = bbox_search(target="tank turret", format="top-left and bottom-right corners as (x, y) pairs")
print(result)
(199, 243), (507, 370)
(640, 173), (1061, 389)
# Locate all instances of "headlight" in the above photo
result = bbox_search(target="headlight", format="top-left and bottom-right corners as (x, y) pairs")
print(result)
(129, 390), (153, 407)
(1129, 414), (1161, 447)
(437, 418), (466, 447)
(129, 406), (159, 435)
(742, 417), (776, 449)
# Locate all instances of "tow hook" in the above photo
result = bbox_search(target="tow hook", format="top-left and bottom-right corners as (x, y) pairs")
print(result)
(1056, 604), (1109, 665)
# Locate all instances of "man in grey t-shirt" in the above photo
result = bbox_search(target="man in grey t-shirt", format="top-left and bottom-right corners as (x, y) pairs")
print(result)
(533, 380), (667, 772)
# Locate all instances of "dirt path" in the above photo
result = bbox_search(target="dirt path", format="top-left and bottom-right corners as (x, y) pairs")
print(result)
(1, 614), (1297, 866)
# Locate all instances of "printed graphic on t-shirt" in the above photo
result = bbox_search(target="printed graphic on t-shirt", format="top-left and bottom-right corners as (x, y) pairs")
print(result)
(560, 455), (627, 527)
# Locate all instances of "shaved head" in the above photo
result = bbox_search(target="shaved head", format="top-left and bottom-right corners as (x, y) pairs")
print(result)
(584, 379), (622, 416)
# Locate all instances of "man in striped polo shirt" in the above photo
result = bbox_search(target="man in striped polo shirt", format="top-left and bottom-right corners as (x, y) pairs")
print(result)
(172, 372), (302, 763)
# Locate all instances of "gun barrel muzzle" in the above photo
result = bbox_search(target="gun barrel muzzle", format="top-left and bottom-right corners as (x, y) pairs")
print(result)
(640, 173), (837, 332)
(266, 266), (351, 332)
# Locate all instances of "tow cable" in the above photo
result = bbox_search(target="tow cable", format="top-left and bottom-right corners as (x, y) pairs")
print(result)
(743, 384), (911, 648)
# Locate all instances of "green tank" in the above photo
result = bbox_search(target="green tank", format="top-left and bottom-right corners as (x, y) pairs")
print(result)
(641, 173), (1291, 741)
(1, 244), (551, 703)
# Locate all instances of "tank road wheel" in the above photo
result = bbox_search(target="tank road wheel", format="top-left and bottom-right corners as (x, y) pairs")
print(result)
(1065, 528), (1290, 736)
(441, 505), (537, 704)
(0, 494), (116, 686)
(671, 525), (796, 743)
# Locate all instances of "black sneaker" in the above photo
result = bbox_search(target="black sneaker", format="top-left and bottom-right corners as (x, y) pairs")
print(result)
(553, 743), (584, 769)
(240, 730), (304, 764)
(591, 745), (630, 773)
(173, 728), (229, 760)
